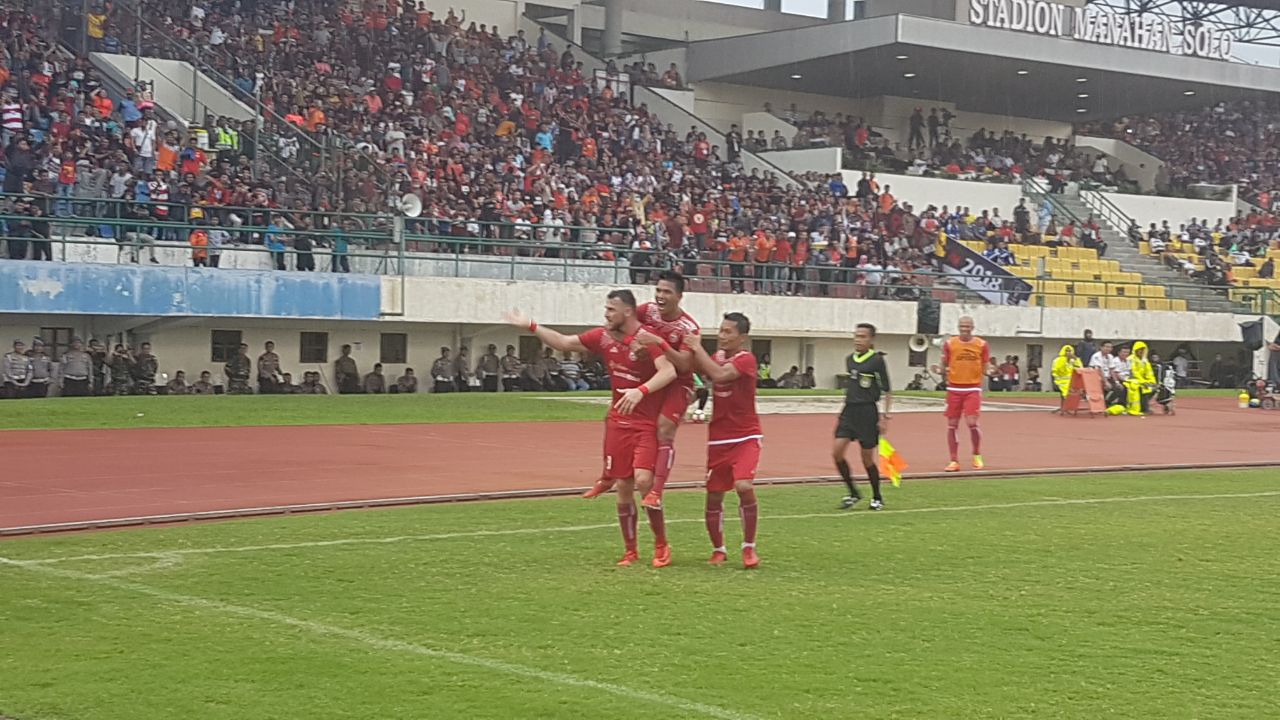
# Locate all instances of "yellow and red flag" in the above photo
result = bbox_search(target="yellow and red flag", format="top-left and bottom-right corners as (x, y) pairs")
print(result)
(878, 438), (908, 487)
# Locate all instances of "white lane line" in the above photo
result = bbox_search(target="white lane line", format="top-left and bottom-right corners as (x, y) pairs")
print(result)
(7, 490), (1278, 567)
(0, 559), (759, 720)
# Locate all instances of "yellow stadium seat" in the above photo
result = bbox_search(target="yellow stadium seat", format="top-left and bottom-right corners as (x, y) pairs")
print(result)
(1045, 294), (1072, 308)
(1028, 293), (1043, 306)
(1109, 283), (1141, 297)
(1138, 241), (1150, 255)
(1100, 260), (1121, 272)
(1140, 285), (1167, 298)
(1105, 297), (1140, 310)
(1170, 299), (1188, 311)
(1234, 266), (1257, 280)
(1071, 295), (1094, 309)
(1043, 280), (1068, 297)
(1143, 299), (1170, 311)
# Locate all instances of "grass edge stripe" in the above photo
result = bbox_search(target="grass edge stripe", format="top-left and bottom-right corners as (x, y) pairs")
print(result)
(7, 489), (1279, 567)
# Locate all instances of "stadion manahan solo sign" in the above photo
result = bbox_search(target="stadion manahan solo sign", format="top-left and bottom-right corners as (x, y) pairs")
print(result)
(968, 0), (1233, 61)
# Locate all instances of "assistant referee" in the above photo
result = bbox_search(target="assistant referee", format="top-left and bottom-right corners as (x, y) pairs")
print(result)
(832, 323), (892, 510)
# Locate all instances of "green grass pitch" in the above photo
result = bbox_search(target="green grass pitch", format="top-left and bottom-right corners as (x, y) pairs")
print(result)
(2, 469), (1277, 719)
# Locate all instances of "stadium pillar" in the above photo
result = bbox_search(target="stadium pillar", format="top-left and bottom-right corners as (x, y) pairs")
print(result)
(565, 8), (582, 47)
(603, 0), (623, 56)
(827, 0), (847, 21)
(764, 0), (782, 12)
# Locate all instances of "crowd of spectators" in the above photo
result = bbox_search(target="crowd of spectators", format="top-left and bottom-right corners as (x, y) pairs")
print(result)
(1135, 214), (1278, 288)
(1080, 100), (1280, 204)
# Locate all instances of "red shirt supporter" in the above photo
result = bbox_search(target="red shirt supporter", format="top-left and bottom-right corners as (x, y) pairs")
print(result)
(577, 326), (667, 426)
(708, 350), (761, 443)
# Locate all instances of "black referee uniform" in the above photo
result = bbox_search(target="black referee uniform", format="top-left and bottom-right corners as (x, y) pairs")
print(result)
(834, 349), (890, 509)
(836, 350), (890, 446)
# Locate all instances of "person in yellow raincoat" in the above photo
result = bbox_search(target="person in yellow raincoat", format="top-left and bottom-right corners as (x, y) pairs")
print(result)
(1125, 341), (1157, 416)
(1051, 344), (1082, 412)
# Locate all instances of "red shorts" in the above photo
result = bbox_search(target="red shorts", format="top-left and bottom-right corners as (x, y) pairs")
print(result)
(603, 421), (658, 480)
(705, 438), (762, 492)
(660, 384), (694, 425)
(945, 389), (983, 419)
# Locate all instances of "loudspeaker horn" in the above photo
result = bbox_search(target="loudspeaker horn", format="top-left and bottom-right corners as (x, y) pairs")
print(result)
(397, 192), (423, 218)
(909, 334), (930, 353)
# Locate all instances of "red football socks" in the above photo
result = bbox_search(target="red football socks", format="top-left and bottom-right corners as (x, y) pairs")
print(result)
(970, 424), (982, 455)
(652, 442), (675, 494)
(738, 494), (759, 547)
(705, 502), (725, 549)
(617, 503), (638, 552)
(947, 425), (960, 461)
(645, 506), (668, 546)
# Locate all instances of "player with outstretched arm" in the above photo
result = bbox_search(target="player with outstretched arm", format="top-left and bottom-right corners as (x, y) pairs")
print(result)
(505, 290), (679, 567)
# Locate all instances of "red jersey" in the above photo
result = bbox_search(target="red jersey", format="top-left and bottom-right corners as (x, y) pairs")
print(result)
(578, 327), (666, 426)
(637, 301), (699, 389)
(708, 350), (761, 444)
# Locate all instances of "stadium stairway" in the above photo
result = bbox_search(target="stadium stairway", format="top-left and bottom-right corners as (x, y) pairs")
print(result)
(1055, 192), (1245, 313)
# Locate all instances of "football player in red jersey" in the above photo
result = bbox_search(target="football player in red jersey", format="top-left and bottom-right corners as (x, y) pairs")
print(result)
(505, 290), (680, 568)
(687, 312), (762, 569)
(583, 271), (700, 512)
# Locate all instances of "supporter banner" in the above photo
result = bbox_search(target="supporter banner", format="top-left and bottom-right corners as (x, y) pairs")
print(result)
(938, 237), (1033, 306)
(968, 0), (1233, 61)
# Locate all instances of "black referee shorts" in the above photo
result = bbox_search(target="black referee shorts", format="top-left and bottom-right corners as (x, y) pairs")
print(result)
(835, 403), (879, 448)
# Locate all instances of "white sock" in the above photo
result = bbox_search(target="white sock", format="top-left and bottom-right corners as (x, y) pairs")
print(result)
(741, 542), (756, 550)
(713, 546), (727, 554)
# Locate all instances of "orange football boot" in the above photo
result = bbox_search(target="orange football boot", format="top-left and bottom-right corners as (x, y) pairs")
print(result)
(742, 546), (760, 569)
(652, 544), (672, 568)
(582, 477), (615, 499)
(616, 549), (640, 566)
(708, 549), (728, 565)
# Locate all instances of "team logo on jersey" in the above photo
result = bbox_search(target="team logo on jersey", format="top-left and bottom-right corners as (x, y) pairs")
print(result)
(859, 374), (873, 389)
(669, 331), (679, 343)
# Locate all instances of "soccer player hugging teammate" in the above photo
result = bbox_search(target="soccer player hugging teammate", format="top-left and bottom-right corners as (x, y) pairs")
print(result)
(833, 323), (892, 511)
(941, 315), (990, 472)
(505, 290), (680, 568)
(686, 312), (762, 569)
(583, 270), (701, 511)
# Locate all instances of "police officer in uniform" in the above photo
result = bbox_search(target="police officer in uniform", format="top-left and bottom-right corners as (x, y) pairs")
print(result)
(109, 344), (133, 395)
(88, 339), (109, 396)
(60, 337), (94, 397)
(224, 343), (253, 394)
(431, 347), (455, 393)
(2, 340), (33, 398)
(832, 322), (893, 511)
(258, 340), (282, 394)
(477, 343), (501, 392)
(26, 338), (53, 398)
(500, 345), (523, 392)
(131, 342), (159, 395)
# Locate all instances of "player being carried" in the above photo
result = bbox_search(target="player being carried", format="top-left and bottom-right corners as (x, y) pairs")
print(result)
(505, 290), (679, 567)
(832, 323), (892, 510)
(935, 315), (989, 471)
(685, 312), (762, 569)
(582, 270), (700, 511)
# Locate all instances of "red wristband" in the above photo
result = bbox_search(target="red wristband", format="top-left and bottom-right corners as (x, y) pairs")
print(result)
(638, 385), (650, 396)
(528, 320), (538, 332)
(660, 340), (672, 352)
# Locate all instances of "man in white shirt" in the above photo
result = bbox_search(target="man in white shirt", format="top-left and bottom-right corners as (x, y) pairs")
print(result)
(130, 118), (158, 174)
(1089, 340), (1122, 397)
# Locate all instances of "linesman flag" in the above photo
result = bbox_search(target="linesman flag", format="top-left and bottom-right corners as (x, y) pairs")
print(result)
(878, 438), (908, 487)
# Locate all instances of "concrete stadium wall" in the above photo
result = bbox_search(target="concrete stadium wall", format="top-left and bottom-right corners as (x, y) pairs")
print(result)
(839, 171), (1024, 213)
(1099, 192), (1239, 229)
(91, 53), (254, 126)
(0, 261), (381, 319)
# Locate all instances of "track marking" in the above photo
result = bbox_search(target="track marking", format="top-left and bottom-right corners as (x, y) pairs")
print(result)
(0, 559), (759, 720)
(7, 490), (1278, 567)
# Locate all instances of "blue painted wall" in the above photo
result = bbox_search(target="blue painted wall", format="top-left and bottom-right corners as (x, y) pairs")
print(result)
(0, 261), (382, 320)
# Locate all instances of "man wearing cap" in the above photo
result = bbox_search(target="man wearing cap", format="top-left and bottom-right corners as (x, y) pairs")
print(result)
(500, 345), (522, 392)
(26, 339), (53, 398)
(3, 341), (33, 399)
(166, 371), (190, 395)
(477, 344), (501, 392)
(60, 337), (94, 397)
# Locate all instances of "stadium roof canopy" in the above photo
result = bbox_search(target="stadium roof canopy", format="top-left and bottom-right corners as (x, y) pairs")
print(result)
(685, 14), (1280, 123)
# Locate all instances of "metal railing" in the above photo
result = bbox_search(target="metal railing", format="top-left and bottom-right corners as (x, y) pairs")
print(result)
(4, 212), (1275, 313)
(1079, 188), (1136, 235)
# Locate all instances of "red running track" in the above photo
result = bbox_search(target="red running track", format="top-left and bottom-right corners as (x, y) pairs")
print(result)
(2, 397), (1277, 533)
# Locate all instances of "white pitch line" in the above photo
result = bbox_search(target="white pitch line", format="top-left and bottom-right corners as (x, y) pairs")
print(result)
(6, 490), (1278, 567)
(0, 559), (758, 720)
